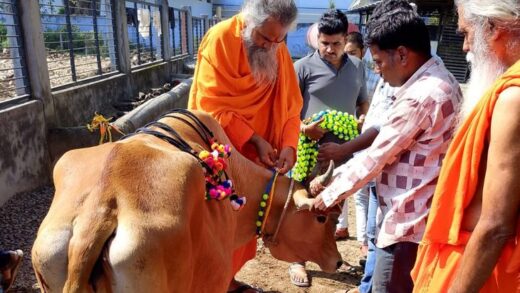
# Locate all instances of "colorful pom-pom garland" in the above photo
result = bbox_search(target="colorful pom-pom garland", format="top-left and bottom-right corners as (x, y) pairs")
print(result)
(292, 110), (359, 182)
(199, 142), (246, 211)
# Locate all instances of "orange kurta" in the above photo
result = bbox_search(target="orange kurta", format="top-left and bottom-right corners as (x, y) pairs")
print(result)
(188, 14), (303, 276)
(411, 60), (520, 292)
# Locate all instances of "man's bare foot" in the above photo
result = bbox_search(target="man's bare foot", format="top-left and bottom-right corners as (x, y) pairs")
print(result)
(227, 278), (263, 293)
(1, 250), (23, 291)
(334, 228), (350, 240)
(360, 244), (368, 257)
(288, 262), (310, 287)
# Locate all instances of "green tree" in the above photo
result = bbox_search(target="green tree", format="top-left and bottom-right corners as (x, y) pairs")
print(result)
(329, 0), (336, 9)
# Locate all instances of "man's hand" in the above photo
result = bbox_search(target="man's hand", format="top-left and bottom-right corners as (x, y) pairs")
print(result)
(302, 119), (327, 141)
(309, 177), (326, 196)
(313, 194), (328, 211)
(250, 134), (277, 167)
(357, 114), (366, 132)
(317, 142), (349, 163)
(276, 147), (295, 174)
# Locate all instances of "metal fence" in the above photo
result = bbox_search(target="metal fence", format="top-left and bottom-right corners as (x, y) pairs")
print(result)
(208, 17), (219, 28)
(126, 0), (162, 67)
(39, 0), (119, 89)
(169, 7), (188, 57)
(1, 0), (207, 104)
(192, 16), (205, 54)
(0, 0), (30, 103)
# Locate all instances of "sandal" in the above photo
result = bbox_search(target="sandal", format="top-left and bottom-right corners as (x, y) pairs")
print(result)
(288, 263), (310, 287)
(337, 262), (357, 274)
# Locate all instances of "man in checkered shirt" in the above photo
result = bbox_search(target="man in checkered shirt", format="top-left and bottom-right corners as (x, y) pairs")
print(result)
(311, 1), (462, 292)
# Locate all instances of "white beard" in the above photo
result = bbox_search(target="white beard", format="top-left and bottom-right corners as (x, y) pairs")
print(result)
(242, 25), (279, 85)
(461, 32), (507, 121)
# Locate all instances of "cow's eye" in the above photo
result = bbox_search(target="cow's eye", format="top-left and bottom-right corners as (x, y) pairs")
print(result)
(316, 215), (326, 223)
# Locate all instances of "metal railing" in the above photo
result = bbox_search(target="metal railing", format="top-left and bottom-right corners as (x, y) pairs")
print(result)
(39, 0), (119, 88)
(0, 0), (30, 102)
(208, 17), (219, 28)
(169, 7), (188, 57)
(126, 0), (163, 67)
(2, 0), (202, 103)
(192, 16), (205, 54)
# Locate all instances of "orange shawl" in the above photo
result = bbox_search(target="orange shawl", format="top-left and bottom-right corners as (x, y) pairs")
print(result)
(188, 14), (302, 161)
(412, 60), (520, 292)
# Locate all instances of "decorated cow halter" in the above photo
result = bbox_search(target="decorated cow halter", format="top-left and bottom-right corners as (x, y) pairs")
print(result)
(122, 109), (246, 210)
(265, 178), (295, 246)
(256, 173), (296, 246)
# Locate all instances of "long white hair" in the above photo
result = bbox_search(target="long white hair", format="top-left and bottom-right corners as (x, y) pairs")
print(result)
(456, 0), (519, 119)
(240, 0), (297, 85)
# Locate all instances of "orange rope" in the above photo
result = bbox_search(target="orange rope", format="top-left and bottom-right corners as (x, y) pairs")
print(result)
(260, 171), (279, 235)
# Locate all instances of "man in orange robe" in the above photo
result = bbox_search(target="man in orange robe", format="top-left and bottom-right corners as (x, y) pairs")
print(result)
(411, 1), (520, 292)
(188, 0), (302, 292)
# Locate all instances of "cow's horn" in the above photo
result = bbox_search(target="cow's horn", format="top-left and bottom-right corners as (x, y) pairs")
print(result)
(293, 189), (315, 211)
(315, 160), (335, 186)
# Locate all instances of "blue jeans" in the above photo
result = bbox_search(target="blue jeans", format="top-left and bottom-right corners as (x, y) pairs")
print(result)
(359, 186), (377, 293)
(372, 242), (418, 293)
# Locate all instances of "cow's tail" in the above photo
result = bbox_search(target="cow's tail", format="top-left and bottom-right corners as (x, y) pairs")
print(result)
(63, 196), (118, 293)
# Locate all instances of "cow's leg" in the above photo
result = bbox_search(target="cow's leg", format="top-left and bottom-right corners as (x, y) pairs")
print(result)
(32, 227), (72, 293)
(107, 222), (188, 293)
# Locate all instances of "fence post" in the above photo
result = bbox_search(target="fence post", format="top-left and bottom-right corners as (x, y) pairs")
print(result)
(18, 0), (55, 127)
(183, 6), (194, 57)
(201, 14), (209, 35)
(113, 0), (131, 74)
(160, 0), (171, 60)
(3, 4), (23, 96)
(180, 9), (188, 55)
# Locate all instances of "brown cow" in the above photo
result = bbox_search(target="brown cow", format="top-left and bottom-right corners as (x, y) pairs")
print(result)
(32, 110), (342, 293)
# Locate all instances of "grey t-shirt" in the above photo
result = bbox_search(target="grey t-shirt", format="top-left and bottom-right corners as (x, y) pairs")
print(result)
(295, 51), (368, 119)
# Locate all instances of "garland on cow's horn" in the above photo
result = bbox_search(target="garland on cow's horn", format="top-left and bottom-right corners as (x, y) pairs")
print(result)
(199, 142), (247, 211)
(291, 110), (359, 182)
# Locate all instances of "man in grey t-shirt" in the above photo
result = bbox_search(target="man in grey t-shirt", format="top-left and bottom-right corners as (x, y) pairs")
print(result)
(295, 24), (368, 122)
(288, 9), (369, 288)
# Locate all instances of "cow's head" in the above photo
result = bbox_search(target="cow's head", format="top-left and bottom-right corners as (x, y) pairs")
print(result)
(262, 161), (343, 273)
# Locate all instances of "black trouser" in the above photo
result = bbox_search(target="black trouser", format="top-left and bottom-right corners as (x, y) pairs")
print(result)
(372, 242), (419, 293)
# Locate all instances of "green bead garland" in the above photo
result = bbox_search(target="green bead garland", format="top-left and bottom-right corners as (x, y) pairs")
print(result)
(291, 110), (359, 182)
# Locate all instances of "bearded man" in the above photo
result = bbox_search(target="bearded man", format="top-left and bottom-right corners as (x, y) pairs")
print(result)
(411, 0), (520, 292)
(188, 1), (302, 292)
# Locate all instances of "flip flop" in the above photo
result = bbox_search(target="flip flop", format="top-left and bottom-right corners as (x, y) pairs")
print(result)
(288, 263), (310, 287)
(337, 262), (358, 274)
(227, 284), (264, 293)
(1, 250), (23, 291)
